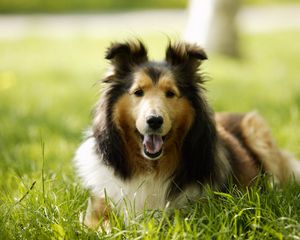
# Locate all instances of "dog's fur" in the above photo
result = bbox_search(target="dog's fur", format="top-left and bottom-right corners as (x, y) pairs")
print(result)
(74, 40), (300, 229)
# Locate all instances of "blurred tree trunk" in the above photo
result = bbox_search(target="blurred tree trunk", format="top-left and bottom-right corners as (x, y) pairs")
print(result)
(184, 0), (240, 57)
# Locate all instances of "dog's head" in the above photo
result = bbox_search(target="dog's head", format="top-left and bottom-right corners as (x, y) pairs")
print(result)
(94, 40), (217, 183)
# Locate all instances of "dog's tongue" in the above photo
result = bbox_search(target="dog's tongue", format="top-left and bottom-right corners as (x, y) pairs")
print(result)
(143, 135), (163, 154)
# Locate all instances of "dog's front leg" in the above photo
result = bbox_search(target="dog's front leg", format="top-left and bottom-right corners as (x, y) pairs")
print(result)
(83, 196), (111, 232)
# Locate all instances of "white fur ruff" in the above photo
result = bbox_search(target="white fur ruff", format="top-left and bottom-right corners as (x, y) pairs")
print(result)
(74, 136), (200, 214)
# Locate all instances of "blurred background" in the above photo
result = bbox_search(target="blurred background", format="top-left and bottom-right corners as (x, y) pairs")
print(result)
(0, 0), (300, 203)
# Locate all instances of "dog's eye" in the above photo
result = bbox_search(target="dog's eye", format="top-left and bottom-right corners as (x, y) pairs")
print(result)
(166, 90), (175, 98)
(134, 89), (144, 97)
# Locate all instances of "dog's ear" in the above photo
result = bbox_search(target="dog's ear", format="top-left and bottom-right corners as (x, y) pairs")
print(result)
(105, 40), (148, 76)
(165, 42), (207, 72)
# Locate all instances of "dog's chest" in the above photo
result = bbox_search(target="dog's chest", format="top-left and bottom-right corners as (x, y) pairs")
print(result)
(113, 174), (171, 212)
(75, 137), (201, 213)
(74, 137), (170, 210)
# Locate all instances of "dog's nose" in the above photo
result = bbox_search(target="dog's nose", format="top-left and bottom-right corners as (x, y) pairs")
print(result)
(146, 115), (164, 130)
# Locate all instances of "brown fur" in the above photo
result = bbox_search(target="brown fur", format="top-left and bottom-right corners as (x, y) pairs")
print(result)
(217, 124), (259, 186)
(112, 68), (195, 177)
(240, 112), (291, 183)
(158, 97), (195, 177)
(157, 72), (181, 97)
(130, 71), (154, 93)
(216, 111), (297, 184)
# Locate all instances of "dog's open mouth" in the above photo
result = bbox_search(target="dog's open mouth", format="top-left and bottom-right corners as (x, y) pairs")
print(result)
(142, 134), (164, 159)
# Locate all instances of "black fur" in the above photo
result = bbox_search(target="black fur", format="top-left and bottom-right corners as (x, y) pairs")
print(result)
(94, 83), (132, 180)
(165, 42), (207, 76)
(105, 40), (148, 79)
(143, 62), (165, 83)
(164, 43), (219, 199)
(94, 40), (149, 180)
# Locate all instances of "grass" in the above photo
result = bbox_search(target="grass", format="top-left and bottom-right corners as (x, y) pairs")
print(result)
(0, 0), (299, 13)
(0, 0), (187, 13)
(0, 31), (300, 239)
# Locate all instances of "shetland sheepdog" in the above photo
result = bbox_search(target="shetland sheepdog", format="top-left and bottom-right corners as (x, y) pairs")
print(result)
(74, 40), (300, 229)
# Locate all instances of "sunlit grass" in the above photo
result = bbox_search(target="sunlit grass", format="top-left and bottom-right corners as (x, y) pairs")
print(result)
(0, 31), (300, 239)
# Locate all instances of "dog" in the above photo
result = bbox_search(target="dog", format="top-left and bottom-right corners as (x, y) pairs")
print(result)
(74, 40), (300, 229)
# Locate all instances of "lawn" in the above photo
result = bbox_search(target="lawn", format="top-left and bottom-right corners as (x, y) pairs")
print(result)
(0, 0), (299, 13)
(0, 31), (300, 239)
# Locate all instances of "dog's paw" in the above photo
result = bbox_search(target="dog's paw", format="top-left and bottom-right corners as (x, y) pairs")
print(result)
(80, 211), (112, 234)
